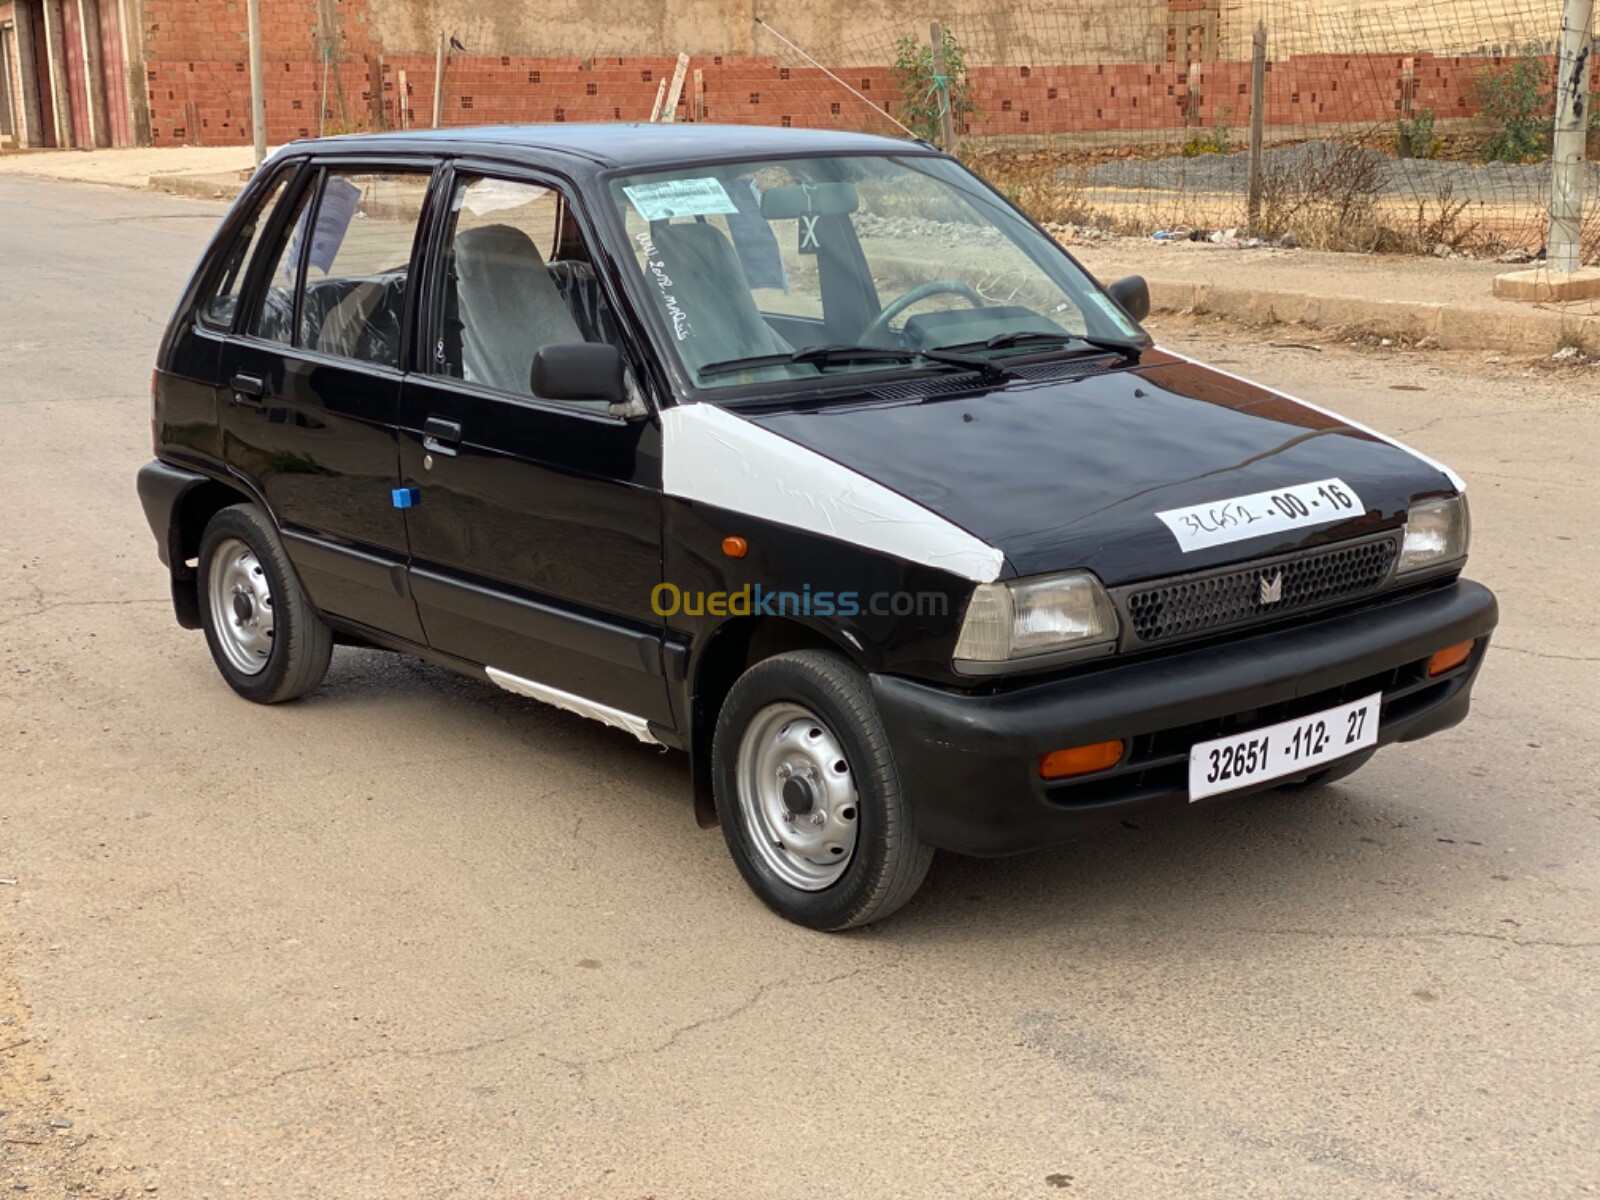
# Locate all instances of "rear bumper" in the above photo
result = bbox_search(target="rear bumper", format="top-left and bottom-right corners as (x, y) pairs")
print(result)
(137, 458), (212, 629)
(871, 579), (1498, 856)
(137, 458), (210, 569)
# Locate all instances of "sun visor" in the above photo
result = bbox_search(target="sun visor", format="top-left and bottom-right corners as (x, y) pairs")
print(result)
(759, 183), (860, 220)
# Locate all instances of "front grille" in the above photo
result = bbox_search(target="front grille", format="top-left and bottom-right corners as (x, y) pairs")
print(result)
(1118, 533), (1399, 647)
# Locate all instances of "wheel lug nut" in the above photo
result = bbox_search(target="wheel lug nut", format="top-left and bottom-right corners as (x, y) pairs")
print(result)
(809, 811), (825, 826)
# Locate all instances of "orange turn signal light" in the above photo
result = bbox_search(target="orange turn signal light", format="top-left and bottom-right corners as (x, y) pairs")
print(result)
(1427, 639), (1475, 677)
(1039, 740), (1125, 780)
(721, 536), (748, 559)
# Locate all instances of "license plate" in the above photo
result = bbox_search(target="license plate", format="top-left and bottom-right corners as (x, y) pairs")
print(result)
(1155, 478), (1364, 553)
(1188, 693), (1381, 800)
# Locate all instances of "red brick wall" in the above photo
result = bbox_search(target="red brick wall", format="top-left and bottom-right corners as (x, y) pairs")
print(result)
(144, 0), (379, 144)
(138, 2), (1594, 148)
(961, 52), (1573, 136)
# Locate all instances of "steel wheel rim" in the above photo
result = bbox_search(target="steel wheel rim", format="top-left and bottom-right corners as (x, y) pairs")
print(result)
(208, 537), (275, 676)
(735, 701), (860, 891)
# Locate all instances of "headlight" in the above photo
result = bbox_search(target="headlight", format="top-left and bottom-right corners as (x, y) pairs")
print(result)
(1399, 494), (1470, 574)
(954, 571), (1119, 670)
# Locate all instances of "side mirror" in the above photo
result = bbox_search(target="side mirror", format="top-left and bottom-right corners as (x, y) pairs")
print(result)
(531, 342), (627, 405)
(1107, 275), (1151, 324)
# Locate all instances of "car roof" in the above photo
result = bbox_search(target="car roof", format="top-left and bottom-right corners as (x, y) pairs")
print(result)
(282, 123), (932, 172)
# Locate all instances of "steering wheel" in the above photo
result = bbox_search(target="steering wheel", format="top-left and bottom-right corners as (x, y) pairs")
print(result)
(861, 280), (985, 346)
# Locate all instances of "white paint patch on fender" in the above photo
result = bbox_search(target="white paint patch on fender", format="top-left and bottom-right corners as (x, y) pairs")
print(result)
(660, 403), (1006, 583)
(1158, 348), (1467, 493)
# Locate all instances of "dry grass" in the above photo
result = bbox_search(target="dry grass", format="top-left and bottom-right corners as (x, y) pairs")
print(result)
(959, 138), (1560, 261)
(1252, 143), (1385, 250)
(1407, 183), (1478, 253)
(960, 149), (1100, 227)
(1582, 202), (1600, 267)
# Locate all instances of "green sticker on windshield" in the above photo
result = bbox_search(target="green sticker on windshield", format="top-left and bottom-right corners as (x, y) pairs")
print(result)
(623, 178), (739, 222)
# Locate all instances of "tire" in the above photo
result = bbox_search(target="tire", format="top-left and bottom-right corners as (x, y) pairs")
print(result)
(197, 503), (332, 704)
(1275, 747), (1377, 792)
(711, 649), (934, 931)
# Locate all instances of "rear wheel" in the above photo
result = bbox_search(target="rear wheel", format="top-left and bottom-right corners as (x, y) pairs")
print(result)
(712, 650), (933, 930)
(198, 504), (332, 704)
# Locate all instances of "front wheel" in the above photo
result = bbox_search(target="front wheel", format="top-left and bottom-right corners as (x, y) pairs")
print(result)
(712, 650), (933, 930)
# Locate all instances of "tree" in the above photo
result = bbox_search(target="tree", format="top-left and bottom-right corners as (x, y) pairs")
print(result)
(891, 30), (977, 144)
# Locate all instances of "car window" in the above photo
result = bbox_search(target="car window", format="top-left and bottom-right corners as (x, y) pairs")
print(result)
(247, 183), (314, 346)
(608, 155), (1141, 392)
(200, 167), (292, 329)
(294, 170), (431, 369)
(437, 175), (621, 400)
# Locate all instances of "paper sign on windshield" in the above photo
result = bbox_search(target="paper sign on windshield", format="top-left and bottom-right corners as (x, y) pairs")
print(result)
(623, 178), (739, 221)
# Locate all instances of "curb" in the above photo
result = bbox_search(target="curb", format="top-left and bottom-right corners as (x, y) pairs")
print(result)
(149, 173), (246, 202)
(1146, 279), (1598, 356)
(873, 248), (1595, 357)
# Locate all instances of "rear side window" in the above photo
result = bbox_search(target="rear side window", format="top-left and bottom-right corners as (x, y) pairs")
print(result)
(248, 185), (314, 346)
(245, 168), (432, 370)
(199, 168), (291, 330)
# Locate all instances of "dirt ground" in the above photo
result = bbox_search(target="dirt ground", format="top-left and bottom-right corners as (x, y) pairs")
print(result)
(2, 176), (1598, 1198)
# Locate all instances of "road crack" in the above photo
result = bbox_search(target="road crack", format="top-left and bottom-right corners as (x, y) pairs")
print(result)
(1491, 644), (1600, 663)
(0, 598), (168, 629)
(1210, 926), (1598, 950)
(540, 963), (879, 1077)
(203, 1022), (560, 1107)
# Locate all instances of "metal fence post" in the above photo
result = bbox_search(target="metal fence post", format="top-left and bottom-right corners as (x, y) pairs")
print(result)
(432, 29), (445, 130)
(930, 21), (956, 152)
(1548, 0), (1595, 274)
(1247, 21), (1266, 230)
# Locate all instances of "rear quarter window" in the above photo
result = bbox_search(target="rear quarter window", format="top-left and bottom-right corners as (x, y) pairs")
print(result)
(197, 168), (293, 330)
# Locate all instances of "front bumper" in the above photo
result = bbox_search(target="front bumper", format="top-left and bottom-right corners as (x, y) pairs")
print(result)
(871, 579), (1498, 856)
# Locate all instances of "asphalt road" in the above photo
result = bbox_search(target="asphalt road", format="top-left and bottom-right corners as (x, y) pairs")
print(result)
(1, 177), (1597, 1200)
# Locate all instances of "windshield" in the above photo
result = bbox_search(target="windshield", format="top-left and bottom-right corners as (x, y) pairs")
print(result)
(605, 154), (1142, 392)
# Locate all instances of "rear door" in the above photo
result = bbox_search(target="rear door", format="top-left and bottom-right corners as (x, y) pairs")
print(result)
(399, 165), (672, 728)
(220, 160), (439, 643)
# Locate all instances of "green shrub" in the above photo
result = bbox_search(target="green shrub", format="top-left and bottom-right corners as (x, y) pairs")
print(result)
(1473, 49), (1553, 163)
(891, 30), (977, 144)
(1180, 104), (1233, 157)
(1395, 108), (1439, 158)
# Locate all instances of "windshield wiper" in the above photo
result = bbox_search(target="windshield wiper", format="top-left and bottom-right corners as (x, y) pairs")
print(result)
(942, 330), (1145, 362)
(698, 343), (1014, 382)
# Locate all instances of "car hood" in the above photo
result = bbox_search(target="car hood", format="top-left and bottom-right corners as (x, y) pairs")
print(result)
(747, 349), (1458, 585)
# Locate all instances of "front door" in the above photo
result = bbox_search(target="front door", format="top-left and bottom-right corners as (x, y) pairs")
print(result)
(399, 168), (671, 728)
(219, 162), (437, 643)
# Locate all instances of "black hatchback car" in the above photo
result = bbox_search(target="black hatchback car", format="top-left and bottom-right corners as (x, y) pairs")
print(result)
(139, 124), (1496, 929)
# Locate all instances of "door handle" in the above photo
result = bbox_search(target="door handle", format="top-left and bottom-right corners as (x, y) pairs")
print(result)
(422, 416), (462, 456)
(230, 373), (265, 404)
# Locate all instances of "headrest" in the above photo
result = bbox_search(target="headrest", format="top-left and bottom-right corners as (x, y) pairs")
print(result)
(454, 223), (547, 272)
